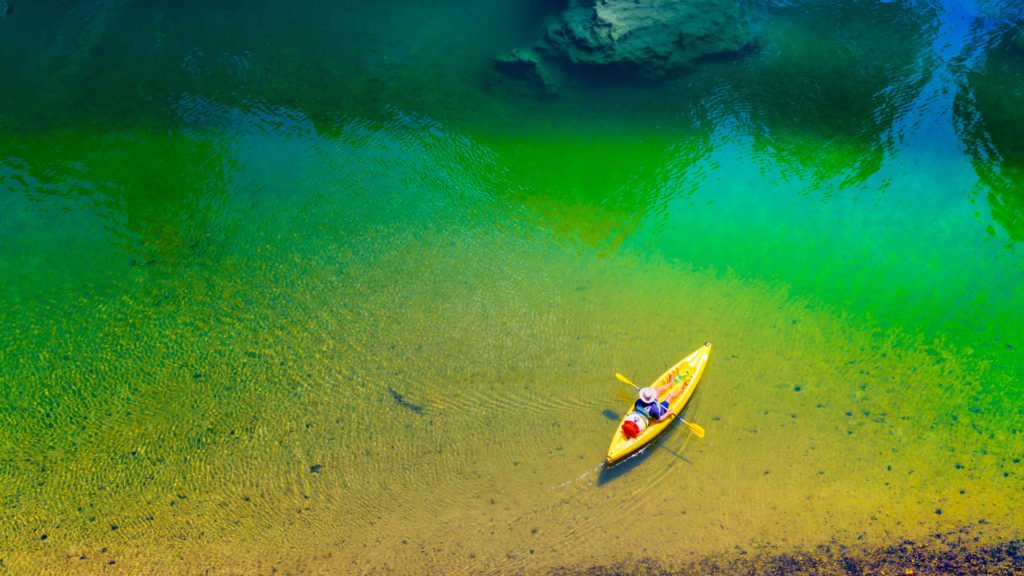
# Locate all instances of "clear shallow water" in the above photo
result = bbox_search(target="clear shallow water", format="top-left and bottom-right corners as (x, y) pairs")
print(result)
(1, 0), (1023, 574)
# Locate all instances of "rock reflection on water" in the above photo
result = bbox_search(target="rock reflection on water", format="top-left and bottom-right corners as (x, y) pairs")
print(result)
(959, 24), (1024, 242)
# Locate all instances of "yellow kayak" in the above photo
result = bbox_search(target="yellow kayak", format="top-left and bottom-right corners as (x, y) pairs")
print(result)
(606, 342), (712, 465)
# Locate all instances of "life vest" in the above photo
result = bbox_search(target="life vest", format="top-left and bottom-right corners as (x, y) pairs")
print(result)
(633, 399), (655, 418)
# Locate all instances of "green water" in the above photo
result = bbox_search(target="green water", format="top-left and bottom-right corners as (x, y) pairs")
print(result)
(2, 0), (1023, 573)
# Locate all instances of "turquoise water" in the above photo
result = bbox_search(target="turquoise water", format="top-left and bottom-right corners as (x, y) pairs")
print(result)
(2, 0), (1023, 573)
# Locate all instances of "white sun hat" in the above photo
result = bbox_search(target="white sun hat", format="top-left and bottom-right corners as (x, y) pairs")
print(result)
(639, 387), (657, 404)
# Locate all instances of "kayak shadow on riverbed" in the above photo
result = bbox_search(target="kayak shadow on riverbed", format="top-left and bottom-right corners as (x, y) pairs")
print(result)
(597, 410), (692, 486)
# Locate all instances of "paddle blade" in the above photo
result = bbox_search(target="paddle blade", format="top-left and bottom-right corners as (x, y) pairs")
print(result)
(615, 373), (638, 389)
(686, 421), (706, 438)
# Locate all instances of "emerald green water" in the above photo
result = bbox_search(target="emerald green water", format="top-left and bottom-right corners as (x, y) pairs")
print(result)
(2, 0), (1023, 573)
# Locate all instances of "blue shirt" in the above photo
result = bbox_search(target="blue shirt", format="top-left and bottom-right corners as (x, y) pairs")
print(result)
(636, 399), (669, 420)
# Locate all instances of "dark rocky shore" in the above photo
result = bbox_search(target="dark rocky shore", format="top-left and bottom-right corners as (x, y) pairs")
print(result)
(550, 532), (1024, 576)
(490, 0), (757, 96)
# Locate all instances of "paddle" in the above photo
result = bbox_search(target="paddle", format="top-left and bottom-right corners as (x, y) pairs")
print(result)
(615, 373), (706, 438)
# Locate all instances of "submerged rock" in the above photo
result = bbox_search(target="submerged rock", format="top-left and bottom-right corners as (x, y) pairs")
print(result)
(542, 0), (756, 78)
(386, 387), (425, 414)
(490, 47), (560, 98)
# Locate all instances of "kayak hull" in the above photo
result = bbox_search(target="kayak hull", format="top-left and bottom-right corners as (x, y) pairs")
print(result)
(606, 342), (712, 466)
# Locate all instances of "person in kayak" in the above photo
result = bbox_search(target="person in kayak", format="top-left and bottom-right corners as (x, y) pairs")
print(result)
(635, 384), (683, 422)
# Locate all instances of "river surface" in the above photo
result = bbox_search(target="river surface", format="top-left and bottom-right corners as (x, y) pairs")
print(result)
(1, 0), (1023, 574)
